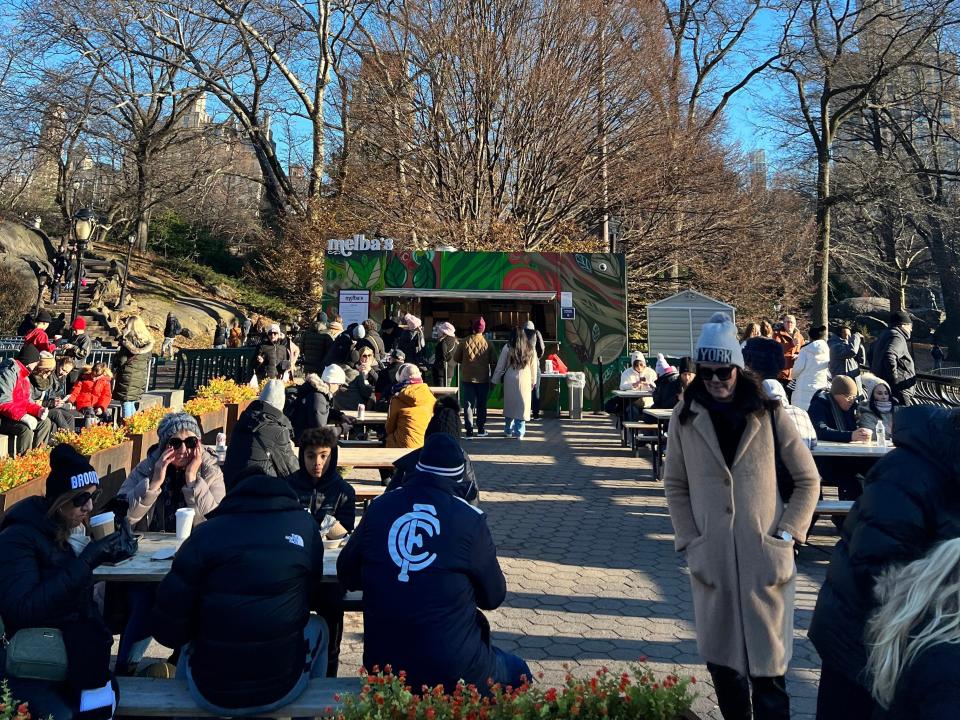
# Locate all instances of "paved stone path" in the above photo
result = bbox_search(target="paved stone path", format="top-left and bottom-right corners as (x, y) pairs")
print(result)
(343, 413), (835, 719)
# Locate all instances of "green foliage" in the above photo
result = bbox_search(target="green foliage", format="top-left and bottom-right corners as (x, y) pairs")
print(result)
(149, 211), (244, 276)
(0, 266), (33, 334)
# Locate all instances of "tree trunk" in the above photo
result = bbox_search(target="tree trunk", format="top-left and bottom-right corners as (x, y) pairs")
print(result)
(813, 150), (831, 327)
(924, 216), (960, 360)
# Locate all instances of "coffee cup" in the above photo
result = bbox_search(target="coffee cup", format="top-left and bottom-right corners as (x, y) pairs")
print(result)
(326, 520), (349, 540)
(89, 512), (115, 540)
(175, 508), (196, 542)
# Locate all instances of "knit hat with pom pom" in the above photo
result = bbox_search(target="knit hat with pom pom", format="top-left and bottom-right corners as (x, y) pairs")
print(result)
(695, 313), (745, 369)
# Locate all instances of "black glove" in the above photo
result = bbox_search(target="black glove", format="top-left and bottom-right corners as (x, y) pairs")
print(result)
(80, 518), (138, 568)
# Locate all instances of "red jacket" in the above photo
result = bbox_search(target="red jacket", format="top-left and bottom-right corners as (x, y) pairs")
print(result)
(69, 373), (112, 411)
(0, 360), (44, 422)
(23, 327), (56, 354)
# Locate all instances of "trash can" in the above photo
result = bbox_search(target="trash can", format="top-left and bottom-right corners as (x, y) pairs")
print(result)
(566, 371), (586, 420)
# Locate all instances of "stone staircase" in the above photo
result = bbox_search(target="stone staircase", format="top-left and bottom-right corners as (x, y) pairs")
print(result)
(45, 258), (121, 346)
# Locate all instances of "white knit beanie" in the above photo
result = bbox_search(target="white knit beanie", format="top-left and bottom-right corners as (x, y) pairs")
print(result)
(695, 313), (745, 369)
(259, 379), (287, 411)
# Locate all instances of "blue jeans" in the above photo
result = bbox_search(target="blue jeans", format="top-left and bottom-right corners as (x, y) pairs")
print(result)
(504, 418), (526, 437)
(461, 382), (489, 435)
(116, 584), (157, 671)
(491, 647), (532, 688)
(178, 616), (329, 716)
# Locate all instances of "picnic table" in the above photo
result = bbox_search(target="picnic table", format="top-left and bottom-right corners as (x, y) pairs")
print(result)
(643, 408), (673, 478)
(351, 482), (385, 510)
(93, 533), (342, 583)
(611, 389), (653, 428)
(429, 386), (458, 398)
(343, 410), (388, 424)
(812, 441), (892, 458)
(338, 446), (408, 469)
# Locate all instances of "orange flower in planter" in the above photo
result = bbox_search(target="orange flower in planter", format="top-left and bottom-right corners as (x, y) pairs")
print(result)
(183, 396), (226, 416)
(196, 377), (257, 405)
(123, 405), (171, 436)
(53, 425), (128, 456)
(0, 449), (52, 493)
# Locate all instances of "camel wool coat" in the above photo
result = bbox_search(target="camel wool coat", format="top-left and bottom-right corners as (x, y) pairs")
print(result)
(663, 400), (819, 677)
(491, 345), (537, 421)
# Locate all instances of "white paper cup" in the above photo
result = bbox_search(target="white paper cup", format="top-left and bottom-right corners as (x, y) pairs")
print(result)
(175, 508), (196, 542)
(89, 512), (115, 540)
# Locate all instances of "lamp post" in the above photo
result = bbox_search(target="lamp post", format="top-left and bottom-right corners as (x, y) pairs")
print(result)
(117, 232), (136, 310)
(70, 208), (96, 325)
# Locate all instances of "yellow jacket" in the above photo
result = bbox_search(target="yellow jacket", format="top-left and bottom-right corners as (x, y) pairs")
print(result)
(386, 382), (436, 448)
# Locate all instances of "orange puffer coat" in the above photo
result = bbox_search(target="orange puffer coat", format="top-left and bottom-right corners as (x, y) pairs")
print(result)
(385, 381), (436, 449)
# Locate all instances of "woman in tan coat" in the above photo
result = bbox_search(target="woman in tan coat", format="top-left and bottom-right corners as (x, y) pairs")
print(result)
(664, 312), (819, 720)
(491, 329), (537, 439)
(385, 364), (436, 448)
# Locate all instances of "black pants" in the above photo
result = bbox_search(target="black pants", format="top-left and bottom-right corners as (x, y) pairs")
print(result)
(707, 663), (789, 720)
(815, 663), (876, 720)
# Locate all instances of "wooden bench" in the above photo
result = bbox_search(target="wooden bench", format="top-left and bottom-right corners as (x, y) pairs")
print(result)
(339, 438), (382, 447)
(815, 500), (854, 516)
(116, 676), (361, 717)
(621, 421), (659, 458)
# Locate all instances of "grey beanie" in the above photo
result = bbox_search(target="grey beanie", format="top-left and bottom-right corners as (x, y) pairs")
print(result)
(695, 312), (745, 369)
(260, 379), (287, 412)
(157, 412), (202, 448)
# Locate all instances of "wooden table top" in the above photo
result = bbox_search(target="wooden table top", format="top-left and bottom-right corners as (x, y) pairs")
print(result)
(429, 386), (458, 396)
(643, 408), (674, 421)
(339, 446), (408, 469)
(812, 441), (892, 457)
(613, 389), (652, 398)
(350, 483), (386, 500)
(93, 532), (341, 583)
(342, 410), (388, 423)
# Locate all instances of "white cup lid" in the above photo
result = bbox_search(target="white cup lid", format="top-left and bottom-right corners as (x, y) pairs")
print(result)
(89, 512), (114, 526)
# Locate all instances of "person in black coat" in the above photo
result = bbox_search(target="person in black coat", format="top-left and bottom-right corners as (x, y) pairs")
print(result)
(374, 349), (406, 410)
(362, 319), (385, 357)
(742, 334), (786, 381)
(337, 433), (529, 694)
(0, 445), (135, 716)
(386, 396), (479, 505)
(213, 318), (227, 348)
(285, 371), (351, 439)
(808, 377), (874, 504)
(151, 473), (330, 713)
(324, 323), (362, 368)
(809, 406), (960, 720)
(287, 427), (356, 676)
(255, 324), (291, 380)
(869, 311), (917, 405)
(222, 380), (299, 488)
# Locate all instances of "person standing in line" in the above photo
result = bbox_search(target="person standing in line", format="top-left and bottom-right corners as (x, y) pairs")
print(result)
(809, 406), (960, 720)
(162, 311), (181, 360)
(362, 319), (385, 357)
(454, 318), (496, 438)
(213, 318), (227, 349)
(432, 321), (459, 386)
(869, 311), (917, 406)
(789, 325), (831, 413)
(773, 314), (805, 391)
(523, 321), (545, 419)
(742, 320), (786, 381)
(113, 316), (156, 418)
(395, 314), (426, 367)
(492, 329), (537, 439)
(828, 323), (865, 389)
(663, 312), (819, 720)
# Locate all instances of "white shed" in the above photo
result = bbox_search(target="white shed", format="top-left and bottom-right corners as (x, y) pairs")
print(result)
(647, 289), (736, 358)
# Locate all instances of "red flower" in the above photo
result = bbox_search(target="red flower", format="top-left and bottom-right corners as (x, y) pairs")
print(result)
(425, 708), (436, 720)
(544, 688), (558, 703)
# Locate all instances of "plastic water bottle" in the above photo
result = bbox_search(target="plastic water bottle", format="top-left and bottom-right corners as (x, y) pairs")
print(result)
(875, 420), (886, 448)
(215, 432), (227, 463)
(357, 404), (365, 421)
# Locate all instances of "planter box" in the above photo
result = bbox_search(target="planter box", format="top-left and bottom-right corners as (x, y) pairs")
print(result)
(0, 476), (46, 521)
(87, 441), (134, 513)
(129, 428), (160, 466)
(192, 407), (228, 446)
(225, 400), (252, 437)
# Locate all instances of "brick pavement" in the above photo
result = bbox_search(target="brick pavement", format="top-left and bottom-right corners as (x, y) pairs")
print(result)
(342, 413), (836, 720)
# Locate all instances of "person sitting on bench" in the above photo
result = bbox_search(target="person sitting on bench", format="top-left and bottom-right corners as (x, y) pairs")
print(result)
(808, 376), (872, 504)
(338, 433), (530, 693)
(151, 470), (330, 715)
(288, 426), (356, 677)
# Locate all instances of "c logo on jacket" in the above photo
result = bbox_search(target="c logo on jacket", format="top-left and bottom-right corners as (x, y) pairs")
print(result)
(388, 504), (440, 582)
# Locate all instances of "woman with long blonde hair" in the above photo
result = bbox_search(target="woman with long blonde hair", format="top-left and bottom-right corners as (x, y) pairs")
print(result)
(866, 538), (960, 718)
(114, 315), (156, 417)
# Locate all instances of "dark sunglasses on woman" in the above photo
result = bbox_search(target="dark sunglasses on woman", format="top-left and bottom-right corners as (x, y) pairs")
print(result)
(697, 366), (736, 382)
(72, 489), (101, 507)
(167, 437), (200, 451)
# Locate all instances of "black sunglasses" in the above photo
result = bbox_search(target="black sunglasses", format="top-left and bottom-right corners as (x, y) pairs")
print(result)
(697, 366), (736, 382)
(72, 489), (101, 507)
(167, 437), (200, 451)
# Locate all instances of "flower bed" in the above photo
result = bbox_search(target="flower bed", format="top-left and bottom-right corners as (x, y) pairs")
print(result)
(335, 665), (696, 720)
(124, 405), (172, 464)
(0, 449), (52, 517)
(195, 377), (257, 405)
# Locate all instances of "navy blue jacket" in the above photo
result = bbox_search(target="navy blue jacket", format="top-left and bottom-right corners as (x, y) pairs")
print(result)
(742, 337), (785, 380)
(152, 475), (325, 709)
(337, 470), (506, 692)
(808, 388), (858, 442)
(809, 407), (960, 687)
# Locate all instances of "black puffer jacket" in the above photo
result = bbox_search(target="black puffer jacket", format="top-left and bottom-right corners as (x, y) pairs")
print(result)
(285, 374), (339, 440)
(0, 496), (113, 691)
(809, 406), (960, 687)
(255, 340), (290, 380)
(869, 326), (916, 404)
(152, 475), (325, 710)
(301, 328), (335, 374)
(323, 332), (355, 368)
(652, 372), (682, 410)
(112, 336), (155, 402)
(222, 400), (299, 488)
(287, 443), (357, 531)
(880, 643), (960, 720)
(742, 337), (786, 380)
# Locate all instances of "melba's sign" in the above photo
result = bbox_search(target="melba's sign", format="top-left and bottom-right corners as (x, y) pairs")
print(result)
(327, 234), (394, 256)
